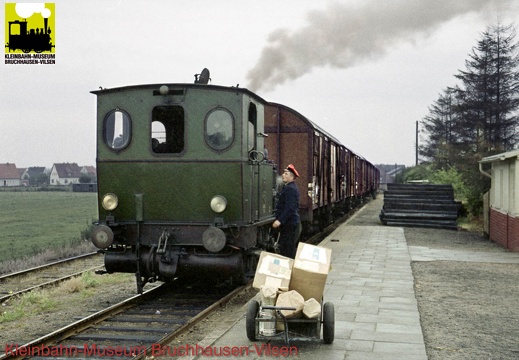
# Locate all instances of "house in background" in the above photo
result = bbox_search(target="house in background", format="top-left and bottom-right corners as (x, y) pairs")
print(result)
(80, 165), (97, 182)
(480, 149), (519, 251)
(49, 163), (82, 185)
(21, 166), (47, 186)
(376, 164), (406, 191)
(17, 167), (26, 183)
(0, 163), (21, 186)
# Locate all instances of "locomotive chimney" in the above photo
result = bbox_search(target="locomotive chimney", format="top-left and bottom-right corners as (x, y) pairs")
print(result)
(44, 17), (48, 34)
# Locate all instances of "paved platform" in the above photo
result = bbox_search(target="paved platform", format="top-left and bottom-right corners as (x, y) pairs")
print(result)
(177, 223), (427, 360)
(172, 203), (519, 360)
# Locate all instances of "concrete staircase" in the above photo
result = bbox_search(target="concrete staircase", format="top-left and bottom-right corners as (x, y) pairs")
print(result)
(379, 183), (461, 230)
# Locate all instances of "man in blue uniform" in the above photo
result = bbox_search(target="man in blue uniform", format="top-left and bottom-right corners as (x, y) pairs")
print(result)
(272, 164), (300, 258)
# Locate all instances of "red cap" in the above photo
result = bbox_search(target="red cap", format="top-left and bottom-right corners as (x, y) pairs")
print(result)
(285, 164), (300, 177)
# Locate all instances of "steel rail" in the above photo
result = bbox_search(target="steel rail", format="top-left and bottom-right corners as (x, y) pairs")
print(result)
(0, 284), (165, 360)
(0, 265), (104, 304)
(0, 252), (99, 280)
(133, 282), (251, 360)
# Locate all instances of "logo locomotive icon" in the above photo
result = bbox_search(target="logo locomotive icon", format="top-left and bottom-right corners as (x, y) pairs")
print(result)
(5, 3), (55, 54)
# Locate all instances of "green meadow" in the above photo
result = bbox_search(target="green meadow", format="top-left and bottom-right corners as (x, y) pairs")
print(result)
(0, 192), (98, 263)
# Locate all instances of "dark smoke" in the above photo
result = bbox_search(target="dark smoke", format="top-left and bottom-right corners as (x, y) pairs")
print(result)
(246, 0), (513, 92)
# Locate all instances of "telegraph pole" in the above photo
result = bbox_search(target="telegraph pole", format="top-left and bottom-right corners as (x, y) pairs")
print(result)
(415, 121), (418, 166)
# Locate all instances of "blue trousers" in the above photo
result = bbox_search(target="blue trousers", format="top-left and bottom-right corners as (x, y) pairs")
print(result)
(278, 223), (300, 259)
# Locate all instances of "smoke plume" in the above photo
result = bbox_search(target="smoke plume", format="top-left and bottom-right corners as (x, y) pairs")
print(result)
(246, 0), (512, 92)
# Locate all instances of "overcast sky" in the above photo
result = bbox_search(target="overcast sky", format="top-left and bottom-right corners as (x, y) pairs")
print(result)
(2, 0), (518, 169)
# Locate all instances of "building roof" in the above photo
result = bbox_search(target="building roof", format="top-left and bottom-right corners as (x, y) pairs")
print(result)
(480, 149), (519, 164)
(0, 163), (20, 179)
(17, 168), (26, 177)
(24, 167), (46, 178)
(81, 166), (97, 176)
(53, 163), (82, 178)
(22, 166), (45, 179)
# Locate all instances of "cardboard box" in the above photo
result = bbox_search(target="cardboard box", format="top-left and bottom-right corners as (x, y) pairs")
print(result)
(252, 251), (294, 290)
(289, 243), (332, 301)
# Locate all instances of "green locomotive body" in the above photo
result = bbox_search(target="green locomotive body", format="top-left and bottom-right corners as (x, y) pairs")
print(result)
(91, 83), (276, 291)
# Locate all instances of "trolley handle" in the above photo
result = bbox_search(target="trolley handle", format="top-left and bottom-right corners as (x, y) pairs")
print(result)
(261, 305), (296, 311)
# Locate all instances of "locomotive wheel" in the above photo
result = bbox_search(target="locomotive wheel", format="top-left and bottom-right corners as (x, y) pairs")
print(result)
(246, 300), (259, 341)
(322, 302), (335, 344)
(22, 49), (31, 53)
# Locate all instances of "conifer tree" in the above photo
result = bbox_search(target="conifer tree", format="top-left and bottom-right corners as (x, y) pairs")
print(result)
(419, 23), (519, 215)
(454, 23), (519, 156)
(420, 87), (457, 168)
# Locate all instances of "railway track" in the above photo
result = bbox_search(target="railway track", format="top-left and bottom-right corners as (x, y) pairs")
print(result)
(0, 252), (103, 304)
(1, 280), (247, 360)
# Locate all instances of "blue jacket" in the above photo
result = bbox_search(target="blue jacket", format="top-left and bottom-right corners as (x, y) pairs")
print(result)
(275, 181), (300, 225)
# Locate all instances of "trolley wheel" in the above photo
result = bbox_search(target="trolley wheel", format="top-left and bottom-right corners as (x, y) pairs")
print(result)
(246, 300), (259, 341)
(322, 302), (335, 344)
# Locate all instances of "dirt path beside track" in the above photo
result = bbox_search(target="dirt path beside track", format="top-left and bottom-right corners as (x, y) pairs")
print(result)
(350, 196), (519, 360)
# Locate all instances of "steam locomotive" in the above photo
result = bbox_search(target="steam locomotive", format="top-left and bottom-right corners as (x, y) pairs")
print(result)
(90, 71), (379, 292)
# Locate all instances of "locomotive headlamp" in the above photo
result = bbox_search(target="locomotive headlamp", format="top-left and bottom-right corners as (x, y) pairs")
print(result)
(159, 85), (169, 95)
(210, 195), (227, 213)
(102, 193), (119, 211)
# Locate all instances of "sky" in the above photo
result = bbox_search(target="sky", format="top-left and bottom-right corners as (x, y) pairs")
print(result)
(1, 0), (518, 169)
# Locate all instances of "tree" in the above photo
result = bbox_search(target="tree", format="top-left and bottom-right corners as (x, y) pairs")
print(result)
(419, 23), (519, 216)
(455, 23), (519, 156)
(79, 175), (92, 183)
(420, 87), (459, 168)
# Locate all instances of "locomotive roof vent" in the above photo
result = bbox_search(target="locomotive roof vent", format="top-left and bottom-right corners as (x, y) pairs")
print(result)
(194, 68), (211, 84)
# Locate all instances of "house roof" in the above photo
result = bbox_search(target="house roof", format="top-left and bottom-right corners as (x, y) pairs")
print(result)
(480, 149), (519, 164)
(0, 163), (20, 179)
(53, 163), (82, 178)
(81, 166), (97, 176)
(24, 167), (46, 178)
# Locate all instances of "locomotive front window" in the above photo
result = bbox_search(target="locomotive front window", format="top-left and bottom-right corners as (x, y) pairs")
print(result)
(205, 108), (234, 151)
(103, 109), (131, 151)
(151, 106), (184, 154)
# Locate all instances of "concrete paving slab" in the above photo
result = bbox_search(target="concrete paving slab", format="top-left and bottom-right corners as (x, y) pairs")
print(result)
(179, 225), (428, 360)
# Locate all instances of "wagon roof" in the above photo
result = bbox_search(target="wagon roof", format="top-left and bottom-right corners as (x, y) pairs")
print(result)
(267, 101), (370, 161)
(267, 102), (342, 143)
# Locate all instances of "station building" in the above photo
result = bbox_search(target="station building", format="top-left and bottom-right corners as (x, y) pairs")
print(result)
(480, 149), (519, 251)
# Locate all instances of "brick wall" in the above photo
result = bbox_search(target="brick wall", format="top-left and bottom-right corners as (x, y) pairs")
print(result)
(489, 208), (519, 252)
(508, 215), (519, 252)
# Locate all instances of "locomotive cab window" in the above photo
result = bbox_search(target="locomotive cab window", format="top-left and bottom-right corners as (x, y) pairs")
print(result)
(205, 108), (234, 151)
(151, 106), (185, 154)
(104, 109), (131, 151)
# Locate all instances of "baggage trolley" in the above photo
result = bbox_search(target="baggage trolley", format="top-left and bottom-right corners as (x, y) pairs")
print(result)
(245, 299), (335, 345)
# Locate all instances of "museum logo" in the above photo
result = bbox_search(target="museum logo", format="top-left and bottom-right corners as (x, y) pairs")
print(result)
(4, 3), (55, 64)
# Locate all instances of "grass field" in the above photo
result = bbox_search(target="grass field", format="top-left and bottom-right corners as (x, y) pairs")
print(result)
(0, 192), (98, 263)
